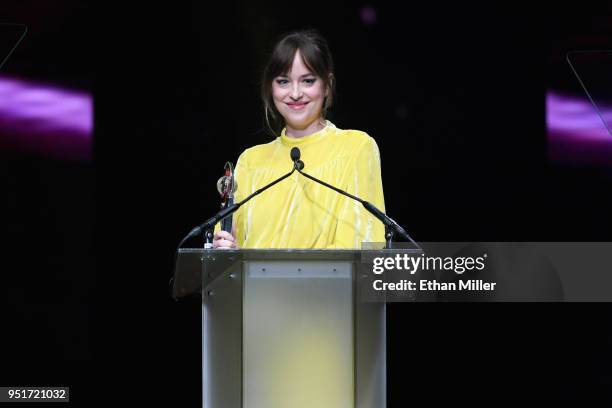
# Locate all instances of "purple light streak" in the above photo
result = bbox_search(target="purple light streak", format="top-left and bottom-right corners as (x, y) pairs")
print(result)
(547, 90), (612, 166)
(0, 75), (92, 161)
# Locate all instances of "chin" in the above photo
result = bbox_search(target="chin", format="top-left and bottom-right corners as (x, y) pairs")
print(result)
(283, 113), (308, 125)
(287, 118), (314, 129)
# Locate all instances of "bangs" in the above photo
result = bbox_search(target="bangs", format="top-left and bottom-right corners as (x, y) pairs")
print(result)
(269, 42), (324, 79)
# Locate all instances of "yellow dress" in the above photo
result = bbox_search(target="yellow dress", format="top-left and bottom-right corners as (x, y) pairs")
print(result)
(227, 121), (386, 249)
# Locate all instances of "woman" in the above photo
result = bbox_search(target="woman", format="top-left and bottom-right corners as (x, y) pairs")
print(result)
(214, 29), (386, 249)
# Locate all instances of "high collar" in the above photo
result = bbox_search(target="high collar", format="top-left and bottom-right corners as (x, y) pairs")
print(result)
(280, 120), (335, 147)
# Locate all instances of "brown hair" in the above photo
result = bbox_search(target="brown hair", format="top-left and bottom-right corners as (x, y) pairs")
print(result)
(261, 29), (336, 136)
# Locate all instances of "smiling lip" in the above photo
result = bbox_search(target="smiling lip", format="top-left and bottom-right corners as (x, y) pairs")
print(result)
(287, 102), (309, 110)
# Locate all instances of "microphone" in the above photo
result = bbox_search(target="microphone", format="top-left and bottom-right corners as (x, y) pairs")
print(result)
(290, 147), (418, 247)
(290, 147), (299, 161)
(290, 147), (304, 170)
(178, 155), (299, 248)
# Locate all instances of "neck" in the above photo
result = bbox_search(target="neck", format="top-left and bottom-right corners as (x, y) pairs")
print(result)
(285, 118), (326, 138)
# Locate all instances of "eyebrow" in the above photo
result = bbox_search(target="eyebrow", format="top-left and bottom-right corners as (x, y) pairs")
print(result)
(277, 73), (315, 78)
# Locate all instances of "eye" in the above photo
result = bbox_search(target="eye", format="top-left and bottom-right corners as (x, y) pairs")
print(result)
(303, 77), (317, 85)
(275, 78), (289, 86)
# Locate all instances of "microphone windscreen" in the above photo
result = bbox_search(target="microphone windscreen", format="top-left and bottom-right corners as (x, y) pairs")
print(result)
(290, 147), (301, 162)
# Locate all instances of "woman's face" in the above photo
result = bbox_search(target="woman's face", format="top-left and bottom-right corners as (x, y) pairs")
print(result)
(272, 50), (327, 136)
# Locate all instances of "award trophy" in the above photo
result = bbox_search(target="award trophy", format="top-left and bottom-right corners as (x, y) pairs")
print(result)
(204, 162), (236, 249)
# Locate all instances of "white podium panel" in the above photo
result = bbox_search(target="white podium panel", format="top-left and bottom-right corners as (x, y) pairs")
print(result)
(244, 261), (353, 408)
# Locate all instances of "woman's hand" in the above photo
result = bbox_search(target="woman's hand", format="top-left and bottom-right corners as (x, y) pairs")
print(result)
(213, 230), (238, 249)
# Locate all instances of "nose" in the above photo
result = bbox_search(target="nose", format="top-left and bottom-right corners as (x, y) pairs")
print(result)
(290, 83), (303, 100)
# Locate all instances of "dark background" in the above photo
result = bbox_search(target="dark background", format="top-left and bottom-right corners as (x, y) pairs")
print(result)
(2, 1), (612, 406)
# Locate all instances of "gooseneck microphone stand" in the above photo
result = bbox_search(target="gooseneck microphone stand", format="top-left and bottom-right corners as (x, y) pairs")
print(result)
(179, 147), (418, 250)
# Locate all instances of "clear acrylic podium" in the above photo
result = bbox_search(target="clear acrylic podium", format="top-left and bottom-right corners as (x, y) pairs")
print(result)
(172, 248), (387, 408)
